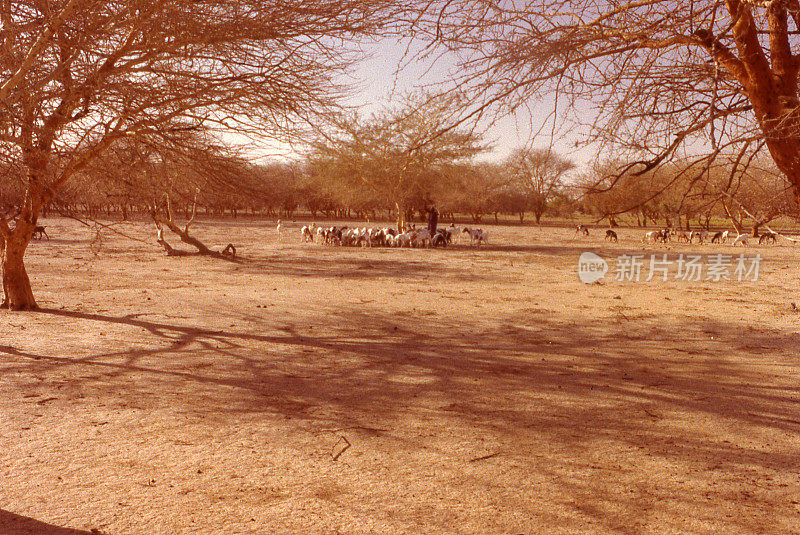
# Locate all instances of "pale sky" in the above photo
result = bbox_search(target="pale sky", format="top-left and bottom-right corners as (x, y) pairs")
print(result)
(343, 38), (594, 168)
(253, 37), (595, 172)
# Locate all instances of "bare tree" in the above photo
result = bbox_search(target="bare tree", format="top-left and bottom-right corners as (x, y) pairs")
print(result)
(712, 157), (798, 234)
(504, 148), (574, 224)
(0, 0), (396, 310)
(439, 162), (506, 223)
(579, 161), (653, 226)
(308, 93), (488, 231)
(410, 0), (800, 212)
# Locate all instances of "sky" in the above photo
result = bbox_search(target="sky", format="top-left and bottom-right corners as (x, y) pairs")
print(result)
(284, 37), (598, 173)
(247, 37), (597, 176)
(343, 38), (593, 167)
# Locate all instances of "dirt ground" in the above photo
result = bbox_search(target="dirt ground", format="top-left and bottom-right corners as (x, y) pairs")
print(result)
(1, 218), (799, 535)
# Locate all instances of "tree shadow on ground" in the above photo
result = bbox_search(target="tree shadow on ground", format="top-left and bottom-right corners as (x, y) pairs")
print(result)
(0, 510), (104, 535)
(3, 308), (796, 454)
(3, 307), (799, 534)
(232, 249), (503, 282)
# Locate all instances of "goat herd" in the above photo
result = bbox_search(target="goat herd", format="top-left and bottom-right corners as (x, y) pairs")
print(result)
(575, 224), (779, 247)
(299, 223), (489, 248)
(294, 221), (780, 249)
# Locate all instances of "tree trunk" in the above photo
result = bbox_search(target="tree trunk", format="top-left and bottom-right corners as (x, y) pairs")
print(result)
(395, 201), (405, 232)
(722, 202), (742, 235)
(1, 225), (37, 310)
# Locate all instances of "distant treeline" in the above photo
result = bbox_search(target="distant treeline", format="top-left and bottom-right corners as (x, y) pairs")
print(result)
(1, 138), (795, 234)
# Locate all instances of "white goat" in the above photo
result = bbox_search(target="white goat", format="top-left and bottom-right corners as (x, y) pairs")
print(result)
(395, 232), (413, 248)
(462, 227), (488, 245)
(412, 228), (432, 247)
(643, 230), (662, 243)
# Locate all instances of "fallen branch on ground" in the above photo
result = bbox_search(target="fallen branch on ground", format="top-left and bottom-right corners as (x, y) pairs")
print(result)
(150, 192), (237, 260)
(332, 436), (351, 462)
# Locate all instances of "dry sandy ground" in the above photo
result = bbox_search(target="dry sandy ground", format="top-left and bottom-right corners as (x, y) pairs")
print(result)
(1, 218), (799, 534)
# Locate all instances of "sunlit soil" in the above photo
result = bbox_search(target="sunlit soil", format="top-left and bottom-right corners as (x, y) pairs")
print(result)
(1, 217), (799, 534)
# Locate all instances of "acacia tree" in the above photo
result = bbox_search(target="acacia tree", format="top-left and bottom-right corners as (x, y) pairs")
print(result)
(411, 0), (800, 212)
(504, 148), (574, 224)
(579, 159), (683, 226)
(0, 0), (397, 310)
(439, 162), (505, 222)
(308, 94), (488, 231)
(579, 161), (650, 226)
(712, 157), (798, 233)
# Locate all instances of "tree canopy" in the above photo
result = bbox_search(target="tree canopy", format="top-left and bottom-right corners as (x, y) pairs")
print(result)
(307, 94), (489, 230)
(504, 148), (574, 223)
(410, 0), (800, 202)
(0, 0), (398, 309)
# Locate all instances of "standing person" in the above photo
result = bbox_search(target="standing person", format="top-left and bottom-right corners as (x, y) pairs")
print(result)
(427, 205), (439, 236)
